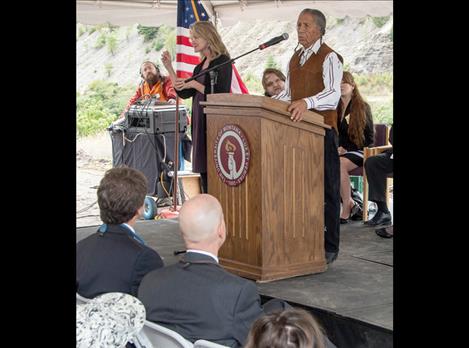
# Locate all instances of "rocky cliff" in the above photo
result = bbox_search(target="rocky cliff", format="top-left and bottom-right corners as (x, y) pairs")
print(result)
(76, 15), (393, 93)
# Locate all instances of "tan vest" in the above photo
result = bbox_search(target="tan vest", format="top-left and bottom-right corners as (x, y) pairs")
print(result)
(290, 42), (343, 132)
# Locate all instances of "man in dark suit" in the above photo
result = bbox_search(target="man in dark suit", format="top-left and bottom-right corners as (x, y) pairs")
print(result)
(364, 125), (393, 227)
(138, 194), (285, 348)
(77, 167), (164, 299)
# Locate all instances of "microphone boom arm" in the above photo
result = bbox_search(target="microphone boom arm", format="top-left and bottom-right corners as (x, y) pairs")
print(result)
(184, 47), (259, 83)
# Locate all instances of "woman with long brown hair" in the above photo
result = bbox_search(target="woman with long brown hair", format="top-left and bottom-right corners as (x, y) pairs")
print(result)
(161, 21), (232, 193)
(337, 71), (374, 223)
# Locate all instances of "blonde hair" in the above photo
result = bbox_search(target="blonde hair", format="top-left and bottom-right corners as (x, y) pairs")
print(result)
(190, 21), (230, 59)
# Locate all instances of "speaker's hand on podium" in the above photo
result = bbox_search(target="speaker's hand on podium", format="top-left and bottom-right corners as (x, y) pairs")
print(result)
(288, 99), (307, 122)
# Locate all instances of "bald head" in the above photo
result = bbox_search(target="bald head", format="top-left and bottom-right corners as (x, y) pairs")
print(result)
(179, 194), (224, 244)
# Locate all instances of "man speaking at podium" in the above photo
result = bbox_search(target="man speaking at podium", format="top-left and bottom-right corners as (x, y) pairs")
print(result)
(274, 9), (343, 265)
(119, 61), (178, 119)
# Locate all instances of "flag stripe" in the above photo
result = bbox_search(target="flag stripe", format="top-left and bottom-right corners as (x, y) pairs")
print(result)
(177, 27), (191, 36)
(177, 62), (197, 73)
(232, 65), (249, 94)
(177, 70), (193, 79)
(176, 53), (200, 65)
(176, 43), (199, 56)
(176, 35), (192, 47)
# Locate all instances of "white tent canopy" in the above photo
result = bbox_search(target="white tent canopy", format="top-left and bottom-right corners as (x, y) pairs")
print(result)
(76, 0), (393, 27)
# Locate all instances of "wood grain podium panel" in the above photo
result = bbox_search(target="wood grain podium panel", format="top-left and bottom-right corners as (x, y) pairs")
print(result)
(205, 95), (327, 281)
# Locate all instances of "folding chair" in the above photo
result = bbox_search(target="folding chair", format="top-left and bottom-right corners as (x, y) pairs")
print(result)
(193, 339), (230, 348)
(347, 123), (392, 221)
(362, 144), (393, 221)
(133, 320), (194, 348)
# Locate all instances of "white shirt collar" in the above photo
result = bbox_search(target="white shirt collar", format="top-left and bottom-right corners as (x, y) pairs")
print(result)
(301, 39), (322, 55)
(122, 223), (136, 234)
(186, 249), (219, 263)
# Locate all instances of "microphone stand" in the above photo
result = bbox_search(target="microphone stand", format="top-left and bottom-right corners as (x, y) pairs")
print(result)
(172, 97), (179, 212)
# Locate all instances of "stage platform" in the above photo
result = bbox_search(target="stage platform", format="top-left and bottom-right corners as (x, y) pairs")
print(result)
(77, 218), (393, 348)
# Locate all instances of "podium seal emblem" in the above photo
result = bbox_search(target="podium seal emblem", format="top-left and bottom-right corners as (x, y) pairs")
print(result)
(213, 124), (250, 187)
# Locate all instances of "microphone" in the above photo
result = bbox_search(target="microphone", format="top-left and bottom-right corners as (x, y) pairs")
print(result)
(258, 33), (289, 50)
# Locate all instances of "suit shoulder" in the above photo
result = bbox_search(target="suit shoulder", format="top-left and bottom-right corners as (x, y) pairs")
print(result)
(218, 267), (254, 288)
(139, 245), (163, 263)
(76, 232), (99, 247)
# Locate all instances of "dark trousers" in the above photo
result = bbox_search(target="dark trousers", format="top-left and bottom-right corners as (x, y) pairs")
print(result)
(200, 172), (208, 193)
(324, 129), (340, 253)
(364, 152), (393, 203)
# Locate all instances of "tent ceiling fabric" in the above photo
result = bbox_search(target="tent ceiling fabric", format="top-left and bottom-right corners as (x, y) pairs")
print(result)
(77, 0), (393, 27)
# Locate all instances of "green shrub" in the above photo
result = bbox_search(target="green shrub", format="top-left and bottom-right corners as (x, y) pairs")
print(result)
(95, 23), (107, 32)
(369, 99), (393, 125)
(354, 72), (393, 96)
(95, 33), (107, 49)
(145, 46), (151, 54)
(104, 63), (113, 77)
(137, 25), (159, 42)
(372, 16), (389, 28)
(107, 34), (118, 55)
(77, 98), (115, 137)
(165, 33), (176, 60)
(243, 72), (263, 95)
(265, 55), (279, 70)
(106, 22), (118, 32)
(88, 26), (96, 35)
(154, 39), (165, 51)
(78, 25), (85, 37)
(77, 81), (136, 137)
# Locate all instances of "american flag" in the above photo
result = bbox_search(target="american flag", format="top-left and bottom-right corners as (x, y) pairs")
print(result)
(176, 0), (249, 94)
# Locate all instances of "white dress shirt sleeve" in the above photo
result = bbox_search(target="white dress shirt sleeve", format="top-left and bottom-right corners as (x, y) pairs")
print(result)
(303, 52), (343, 110)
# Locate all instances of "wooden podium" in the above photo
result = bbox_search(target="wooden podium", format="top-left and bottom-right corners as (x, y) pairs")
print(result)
(203, 94), (330, 282)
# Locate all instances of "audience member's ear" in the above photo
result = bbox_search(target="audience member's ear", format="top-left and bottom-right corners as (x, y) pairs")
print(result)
(136, 204), (145, 218)
(217, 219), (226, 246)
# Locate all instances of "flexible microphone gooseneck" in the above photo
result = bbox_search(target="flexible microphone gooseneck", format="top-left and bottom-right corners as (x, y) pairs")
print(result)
(184, 33), (290, 84)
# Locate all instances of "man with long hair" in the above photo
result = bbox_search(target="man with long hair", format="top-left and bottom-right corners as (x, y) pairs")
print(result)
(262, 68), (286, 97)
(119, 60), (177, 119)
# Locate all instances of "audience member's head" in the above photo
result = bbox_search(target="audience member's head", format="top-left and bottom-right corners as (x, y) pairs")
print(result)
(97, 167), (148, 225)
(245, 308), (326, 348)
(140, 61), (162, 84)
(262, 68), (286, 97)
(179, 194), (226, 251)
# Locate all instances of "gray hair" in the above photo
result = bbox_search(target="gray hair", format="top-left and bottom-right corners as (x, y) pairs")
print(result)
(301, 9), (326, 36)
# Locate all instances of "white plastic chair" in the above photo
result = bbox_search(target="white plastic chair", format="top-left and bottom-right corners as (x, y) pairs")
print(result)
(193, 339), (230, 348)
(133, 320), (194, 348)
(76, 292), (90, 304)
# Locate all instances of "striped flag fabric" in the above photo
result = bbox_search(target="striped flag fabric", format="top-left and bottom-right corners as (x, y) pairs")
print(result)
(176, 0), (249, 94)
